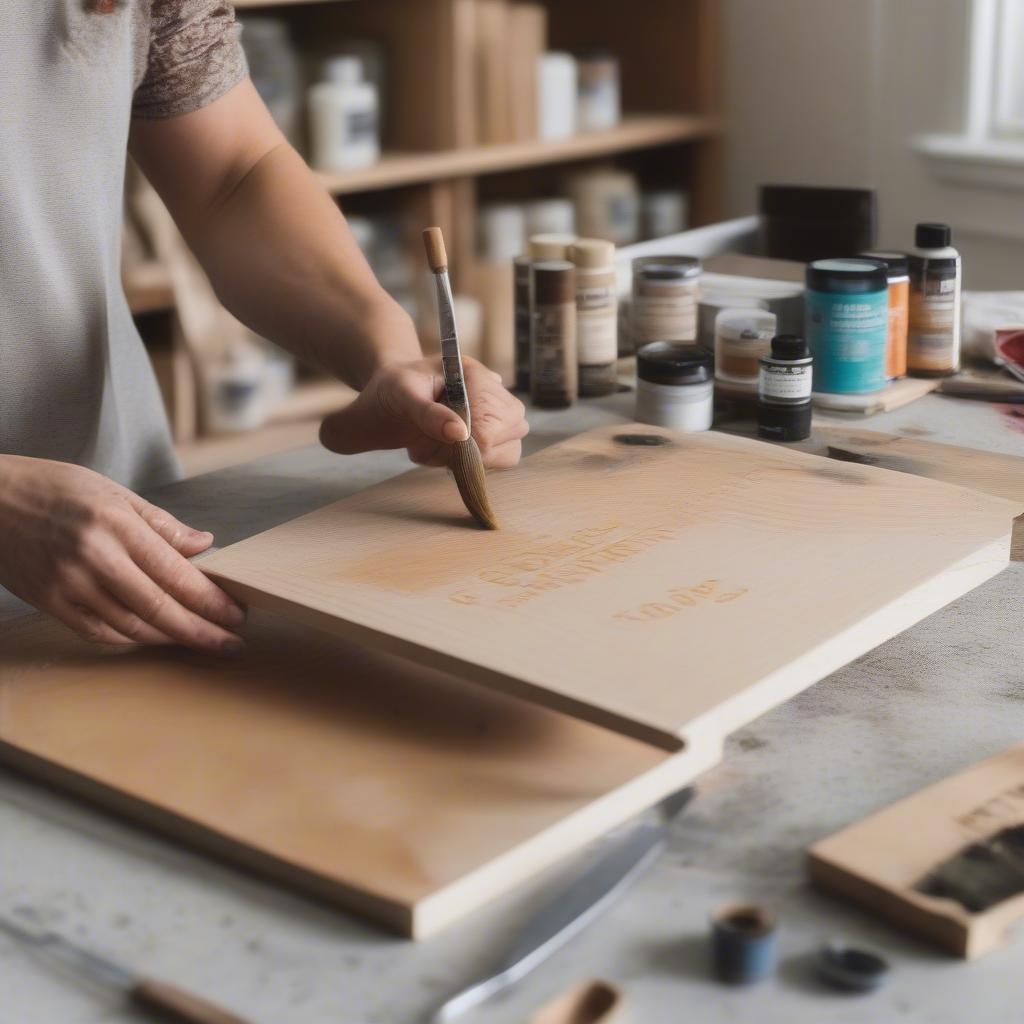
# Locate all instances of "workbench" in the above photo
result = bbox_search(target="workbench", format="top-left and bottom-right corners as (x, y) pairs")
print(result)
(2, 391), (1022, 1024)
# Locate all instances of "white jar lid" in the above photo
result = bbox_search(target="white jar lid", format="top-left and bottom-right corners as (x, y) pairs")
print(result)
(714, 308), (777, 342)
(324, 56), (363, 85)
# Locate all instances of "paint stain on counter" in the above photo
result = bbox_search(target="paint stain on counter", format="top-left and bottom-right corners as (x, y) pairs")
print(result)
(1000, 405), (1024, 435)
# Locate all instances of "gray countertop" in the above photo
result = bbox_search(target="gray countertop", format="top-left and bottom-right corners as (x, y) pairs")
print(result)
(2, 392), (1023, 1024)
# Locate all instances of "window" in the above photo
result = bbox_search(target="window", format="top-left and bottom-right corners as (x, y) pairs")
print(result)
(915, 0), (1024, 188)
(992, 0), (1024, 138)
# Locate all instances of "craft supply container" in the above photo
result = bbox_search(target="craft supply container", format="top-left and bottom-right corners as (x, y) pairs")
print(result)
(630, 256), (702, 348)
(635, 342), (713, 432)
(714, 308), (777, 389)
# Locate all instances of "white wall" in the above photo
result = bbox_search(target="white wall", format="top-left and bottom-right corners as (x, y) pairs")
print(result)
(721, 0), (1024, 289)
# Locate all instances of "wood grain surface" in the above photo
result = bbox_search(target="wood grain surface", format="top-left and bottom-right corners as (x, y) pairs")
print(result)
(200, 425), (1021, 749)
(812, 427), (1024, 560)
(0, 610), (708, 938)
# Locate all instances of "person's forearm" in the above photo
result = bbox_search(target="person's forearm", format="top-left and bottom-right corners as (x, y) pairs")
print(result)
(178, 143), (420, 388)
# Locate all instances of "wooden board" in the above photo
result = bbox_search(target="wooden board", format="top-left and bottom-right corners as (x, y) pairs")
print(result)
(0, 610), (716, 939)
(200, 424), (1021, 750)
(810, 427), (1024, 560)
(812, 376), (939, 414)
(808, 745), (1024, 958)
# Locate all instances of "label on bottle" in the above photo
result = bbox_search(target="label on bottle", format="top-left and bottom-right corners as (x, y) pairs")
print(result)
(346, 108), (377, 145)
(576, 271), (617, 366)
(514, 259), (531, 391)
(806, 287), (888, 394)
(531, 303), (577, 406)
(907, 258), (961, 374)
(631, 278), (698, 344)
(758, 360), (812, 404)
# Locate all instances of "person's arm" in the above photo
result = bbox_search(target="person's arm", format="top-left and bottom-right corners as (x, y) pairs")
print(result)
(129, 79), (528, 468)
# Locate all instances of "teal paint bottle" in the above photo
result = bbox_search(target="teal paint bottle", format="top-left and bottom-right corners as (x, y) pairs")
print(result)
(805, 259), (889, 394)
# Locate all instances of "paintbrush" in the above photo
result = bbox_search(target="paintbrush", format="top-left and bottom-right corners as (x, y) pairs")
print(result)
(0, 911), (249, 1023)
(422, 226), (499, 529)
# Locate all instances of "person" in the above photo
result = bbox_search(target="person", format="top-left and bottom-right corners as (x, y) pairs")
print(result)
(0, 1), (528, 653)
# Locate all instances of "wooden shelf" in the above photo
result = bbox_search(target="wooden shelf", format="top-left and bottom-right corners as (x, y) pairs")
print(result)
(267, 378), (355, 425)
(124, 262), (174, 316)
(316, 115), (721, 195)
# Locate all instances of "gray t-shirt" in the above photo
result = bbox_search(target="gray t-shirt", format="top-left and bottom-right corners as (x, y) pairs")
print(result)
(0, 1), (246, 490)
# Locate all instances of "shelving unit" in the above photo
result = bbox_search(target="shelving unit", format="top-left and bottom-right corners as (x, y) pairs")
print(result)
(130, 0), (722, 475)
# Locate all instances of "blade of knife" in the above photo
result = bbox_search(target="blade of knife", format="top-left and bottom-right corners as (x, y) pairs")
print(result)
(0, 912), (136, 990)
(430, 787), (695, 1023)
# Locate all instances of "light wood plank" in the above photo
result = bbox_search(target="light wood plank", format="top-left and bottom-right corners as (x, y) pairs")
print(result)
(200, 424), (1021, 750)
(0, 611), (708, 938)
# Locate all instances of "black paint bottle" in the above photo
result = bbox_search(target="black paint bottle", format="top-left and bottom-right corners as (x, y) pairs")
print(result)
(757, 334), (812, 442)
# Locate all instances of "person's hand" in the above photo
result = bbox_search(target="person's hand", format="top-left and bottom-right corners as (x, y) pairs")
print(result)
(319, 355), (529, 467)
(0, 456), (245, 651)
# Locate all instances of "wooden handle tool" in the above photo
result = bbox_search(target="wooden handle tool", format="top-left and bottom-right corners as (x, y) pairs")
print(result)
(0, 912), (249, 1024)
(131, 979), (249, 1024)
(421, 226), (499, 529)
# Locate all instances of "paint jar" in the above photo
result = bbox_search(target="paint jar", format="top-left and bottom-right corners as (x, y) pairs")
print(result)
(308, 56), (379, 171)
(513, 254), (532, 392)
(805, 258), (889, 394)
(576, 50), (620, 132)
(758, 335), (812, 442)
(861, 251), (909, 379)
(525, 198), (576, 237)
(907, 223), (962, 378)
(529, 233), (576, 262)
(635, 342), (713, 433)
(568, 167), (640, 246)
(714, 309), (777, 389)
(530, 261), (577, 408)
(203, 345), (268, 434)
(538, 52), (578, 140)
(630, 256), (702, 347)
(570, 238), (618, 397)
(642, 190), (689, 240)
(479, 203), (526, 262)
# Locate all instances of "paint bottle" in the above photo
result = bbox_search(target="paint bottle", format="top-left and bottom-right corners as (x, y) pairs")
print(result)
(576, 50), (620, 132)
(758, 335), (812, 442)
(538, 52), (578, 140)
(630, 256), (702, 348)
(805, 259), (889, 394)
(570, 238), (618, 397)
(525, 198), (576, 237)
(530, 261), (577, 408)
(513, 254), (532, 392)
(529, 233), (576, 262)
(642, 190), (688, 239)
(479, 203), (526, 262)
(714, 309), (777, 390)
(568, 167), (641, 246)
(308, 57), (379, 171)
(635, 342), (713, 432)
(860, 251), (909, 379)
(907, 223), (962, 378)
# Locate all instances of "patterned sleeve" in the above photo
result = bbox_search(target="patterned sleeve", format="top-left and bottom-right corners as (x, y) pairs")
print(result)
(132, 1), (248, 120)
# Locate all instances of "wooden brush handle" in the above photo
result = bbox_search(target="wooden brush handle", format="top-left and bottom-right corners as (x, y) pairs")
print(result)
(422, 226), (448, 273)
(131, 979), (249, 1024)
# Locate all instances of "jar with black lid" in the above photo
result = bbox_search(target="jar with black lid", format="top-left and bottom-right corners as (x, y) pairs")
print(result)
(635, 342), (713, 433)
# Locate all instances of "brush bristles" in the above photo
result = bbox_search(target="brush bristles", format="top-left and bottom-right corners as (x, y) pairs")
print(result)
(449, 437), (499, 530)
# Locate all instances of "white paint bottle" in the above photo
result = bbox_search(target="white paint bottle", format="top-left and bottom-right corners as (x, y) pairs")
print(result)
(308, 56), (380, 171)
(538, 52), (578, 140)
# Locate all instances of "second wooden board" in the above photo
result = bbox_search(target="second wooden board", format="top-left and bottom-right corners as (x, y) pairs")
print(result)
(201, 425), (1021, 750)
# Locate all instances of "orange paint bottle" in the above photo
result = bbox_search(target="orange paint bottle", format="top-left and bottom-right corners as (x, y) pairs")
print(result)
(861, 251), (909, 380)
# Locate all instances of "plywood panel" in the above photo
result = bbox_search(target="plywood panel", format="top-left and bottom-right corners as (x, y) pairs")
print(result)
(0, 611), (712, 938)
(200, 425), (1021, 750)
